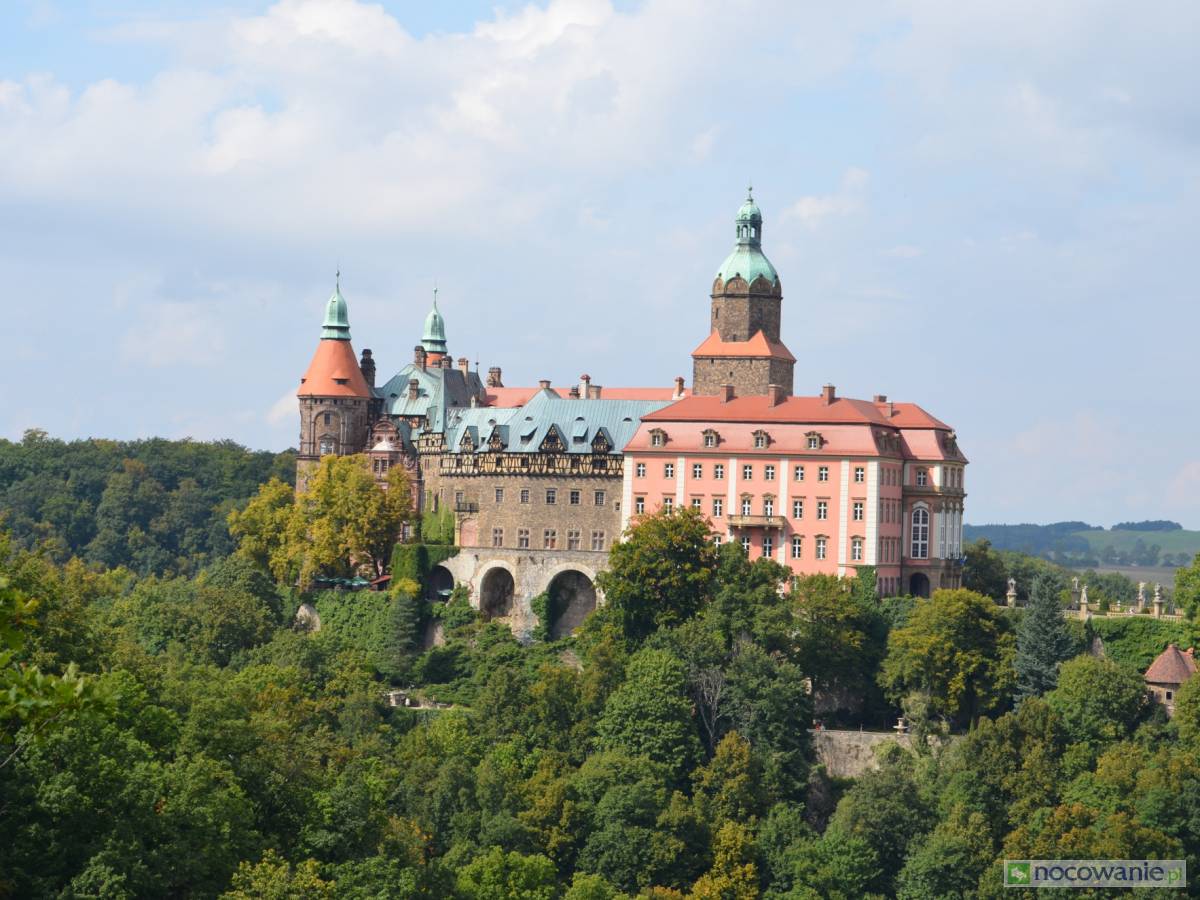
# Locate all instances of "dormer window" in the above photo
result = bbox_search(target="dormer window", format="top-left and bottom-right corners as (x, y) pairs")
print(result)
(752, 430), (770, 449)
(702, 429), (720, 448)
(806, 432), (823, 450)
(649, 428), (667, 447)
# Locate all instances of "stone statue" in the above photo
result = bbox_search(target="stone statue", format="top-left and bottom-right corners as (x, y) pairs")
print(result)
(1154, 583), (1163, 603)
(1006, 577), (1018, 608)
(1080, 584), (1089, 606)
(1138, 581), (1147, 606)
(1072, 576), (1080, 592)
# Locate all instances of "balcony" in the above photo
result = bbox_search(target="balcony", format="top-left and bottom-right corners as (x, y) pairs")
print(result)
(728, 514), (784, 529)
(454, 502), (479, 513)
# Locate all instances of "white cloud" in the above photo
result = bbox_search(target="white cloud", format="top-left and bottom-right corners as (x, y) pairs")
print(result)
(781, 167), (869, 230)
(119, 302), (226, 367)
(267, 389), (298, 426)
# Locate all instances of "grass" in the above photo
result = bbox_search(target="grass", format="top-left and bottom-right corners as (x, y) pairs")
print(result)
(1074, 528), (1200, 556)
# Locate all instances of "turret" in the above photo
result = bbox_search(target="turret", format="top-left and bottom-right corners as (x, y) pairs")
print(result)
(422, 290), (449, 366)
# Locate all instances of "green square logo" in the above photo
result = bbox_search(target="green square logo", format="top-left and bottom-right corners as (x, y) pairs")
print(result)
(1006, 861), (1031, 886)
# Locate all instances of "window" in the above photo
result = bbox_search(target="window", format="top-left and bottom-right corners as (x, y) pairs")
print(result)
(852, 537), (863, 561)
(794, 465), (805, 481)
(691, 497), (702, 509)
(818, 466), (829, 482)
(854, 467), (865, 483)
(713, 498), (724, 517)
(753, 433), (767, 449)
(791, 535), (803, 559)
(817, 501), (828, 520)
(636, 463), (646, 477)
(793, 499), (803, 519)
(916, 468), (928, 487)
(546, 489), (557, 505)
(651, 431), (665, 447)
(740, 497), (752, 516)
(591, 531), (605, 551)
(763, 497), (774, 517)
(703, 432), (717, 448)
(741, 536), (751, 553)
(569, 490), (581, 506)
(692, 463), (703, 479)
(492, 528), (504, 547)
(764, 464), (775, 481)
(664, 463), (675, 478)
(544, 529), (557, 549)
(742, 464), (753, 480)
(911, 507), (929, 559)
(319, 439), (334, 455)
(807, 436), (819, 450)
(713, 534), (723, 546)
(714, 464), (725, 480)
(816, 537), (827, 560)
(324, 412), (331, 425)
(454, 490), (465, 506)
(567, 529), (581, 550)
(594, 490), (606, 506)
(853, 501), (864, 521)
(763, 535), (774, 556)
(518, 529), (530, 549)
(1167, 690), (1174, 701)
(663, 497), (674, 512)
(520, 489), (530, 504)
(635, 496), (646, 514)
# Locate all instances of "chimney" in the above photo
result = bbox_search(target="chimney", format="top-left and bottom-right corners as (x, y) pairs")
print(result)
(359, 348), (376, 388)
(538, 379), (551, 391)
(407, 378), (419, 401)
(441, 355), (452, 370)
(414, 345), (427, 369)
(457, 357), (470, 375)
(673, 376), (685, 399)
(487, 366), (503, 388)
(587, 384), (601, 399)
(821, 384), (836, 405)
(722, 383), (735, 403)
(569, 385), (580, 398)
(579, 373), (591, 396)
(888, 401), (896, 418)
(873, 394), (887, 404)
(767, 383), (784, 407)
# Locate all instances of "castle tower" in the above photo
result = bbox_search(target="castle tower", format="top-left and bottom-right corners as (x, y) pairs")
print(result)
(422, 292), (449, 367)
(691, 190), (795, 397)
(296, 279), (373, 490)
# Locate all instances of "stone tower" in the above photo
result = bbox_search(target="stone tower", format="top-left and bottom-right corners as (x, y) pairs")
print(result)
(296, 280), (373, 491)
(691, 190), (795, 398)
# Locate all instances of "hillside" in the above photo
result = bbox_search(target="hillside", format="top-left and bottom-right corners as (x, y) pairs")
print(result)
(965, 520), (1199, 568)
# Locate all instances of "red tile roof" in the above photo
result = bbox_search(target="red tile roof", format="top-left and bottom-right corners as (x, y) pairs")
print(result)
(1145, 644), (1197, 685)
(485, 387), (557, 406)
(644, 393), (894, 425)
(691, 329), (796, 362)
(299, 340), (371, 398)
(485, 386), (688, 406)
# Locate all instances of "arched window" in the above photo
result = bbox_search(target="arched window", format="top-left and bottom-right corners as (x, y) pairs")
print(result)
(911, 506), (929, 559)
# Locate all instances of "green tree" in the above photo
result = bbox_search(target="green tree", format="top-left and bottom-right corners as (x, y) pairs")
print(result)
(963, 539), (1008, 600)
(221, 850), (336, 899)
(1175, 551), (1200, 618)
(596, 507), (716, 644)
(1014, 573), (1076, 700)
(1045, 654), (1150, 766)
(879, 588), (1016, 728)
(228, 477), (296, 581)
(689, 820), (758, 900)
(455, 847), (558, 900)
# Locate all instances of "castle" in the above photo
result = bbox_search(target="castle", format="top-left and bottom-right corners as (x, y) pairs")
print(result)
(297, 192), (967, 636)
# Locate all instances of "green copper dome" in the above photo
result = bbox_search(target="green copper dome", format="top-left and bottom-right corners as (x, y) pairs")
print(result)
(321, 280), (351, 340)
(422, 294), (448, 353)
(716, 188), (778, 287)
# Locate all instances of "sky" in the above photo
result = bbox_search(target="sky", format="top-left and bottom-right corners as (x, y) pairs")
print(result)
(1, 0), (1198, 528)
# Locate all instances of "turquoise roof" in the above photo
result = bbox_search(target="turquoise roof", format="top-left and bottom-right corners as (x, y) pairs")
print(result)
(321, 282), (351, 340)
(422, 296), (447, 353)
(716, 188), (779, 287)
(378, 363), (485, 433)
(441, 391), (671, 456)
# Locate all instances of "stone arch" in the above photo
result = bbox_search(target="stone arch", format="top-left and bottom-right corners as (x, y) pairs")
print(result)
(479, 565), (516, 621)
(427, 564), (454, 601)
(545, 569), (598, 639)
(909, 572), (930, 598)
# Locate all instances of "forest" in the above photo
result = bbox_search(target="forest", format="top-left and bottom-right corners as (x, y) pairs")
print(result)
(4, 439), (1200, 898)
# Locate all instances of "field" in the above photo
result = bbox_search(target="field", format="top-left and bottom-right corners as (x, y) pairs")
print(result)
(1075, 528), (1200, 557)
(1071, 564), (1180, 590)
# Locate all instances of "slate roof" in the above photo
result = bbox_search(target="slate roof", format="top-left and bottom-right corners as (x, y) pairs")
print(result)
(377, 364), (486, 432)
(1145, 644), (1197, 686)
(441, 390), (670, 456)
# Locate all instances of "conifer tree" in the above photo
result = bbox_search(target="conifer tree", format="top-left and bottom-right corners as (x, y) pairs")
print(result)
(1014, 573), (1076, 700)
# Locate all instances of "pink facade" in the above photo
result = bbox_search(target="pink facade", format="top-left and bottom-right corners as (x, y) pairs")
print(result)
(622, 391), (967, 596)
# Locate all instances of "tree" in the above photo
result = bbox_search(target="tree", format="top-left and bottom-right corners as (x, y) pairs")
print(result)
(228, 477), (296, 581)
(791, 574), (876, 695)
(1045, 655), (1150, 764)
(455, 848), (558, 900)
(596, 648), (701, 783)
(1014, 573), (1076, 700)
(689, 821), (758, 900)
(596, 507), (716, 644)
(963, 539), (1007, 600)
(879, 588), (1016, 728)
(1175, 552), (1200, 618)
(220, 850), (336, 899)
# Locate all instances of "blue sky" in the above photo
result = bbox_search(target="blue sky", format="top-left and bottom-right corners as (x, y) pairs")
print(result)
(2, 0), (1198, 527)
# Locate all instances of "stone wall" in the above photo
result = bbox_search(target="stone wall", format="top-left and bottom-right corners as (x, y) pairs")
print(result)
(809, 729), (916, 778)
(692, 356), (794, 398)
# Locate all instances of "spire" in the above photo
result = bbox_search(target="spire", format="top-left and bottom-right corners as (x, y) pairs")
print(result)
(422, 288), (448, 354)
(321, 277), (351, 340)
(735, 186), (763, 247)
(716, 189), (777, 286)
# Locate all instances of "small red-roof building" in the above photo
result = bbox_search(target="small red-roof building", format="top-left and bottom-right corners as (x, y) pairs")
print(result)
(1144, 644), (1196, 715)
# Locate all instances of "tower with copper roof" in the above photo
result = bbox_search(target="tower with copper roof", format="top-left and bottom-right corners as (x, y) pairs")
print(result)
(691, 190), (796, 398)
(296, 279), (373, 490)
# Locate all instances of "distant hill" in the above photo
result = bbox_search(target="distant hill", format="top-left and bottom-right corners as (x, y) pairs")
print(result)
(964, 521), (1199, 568)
